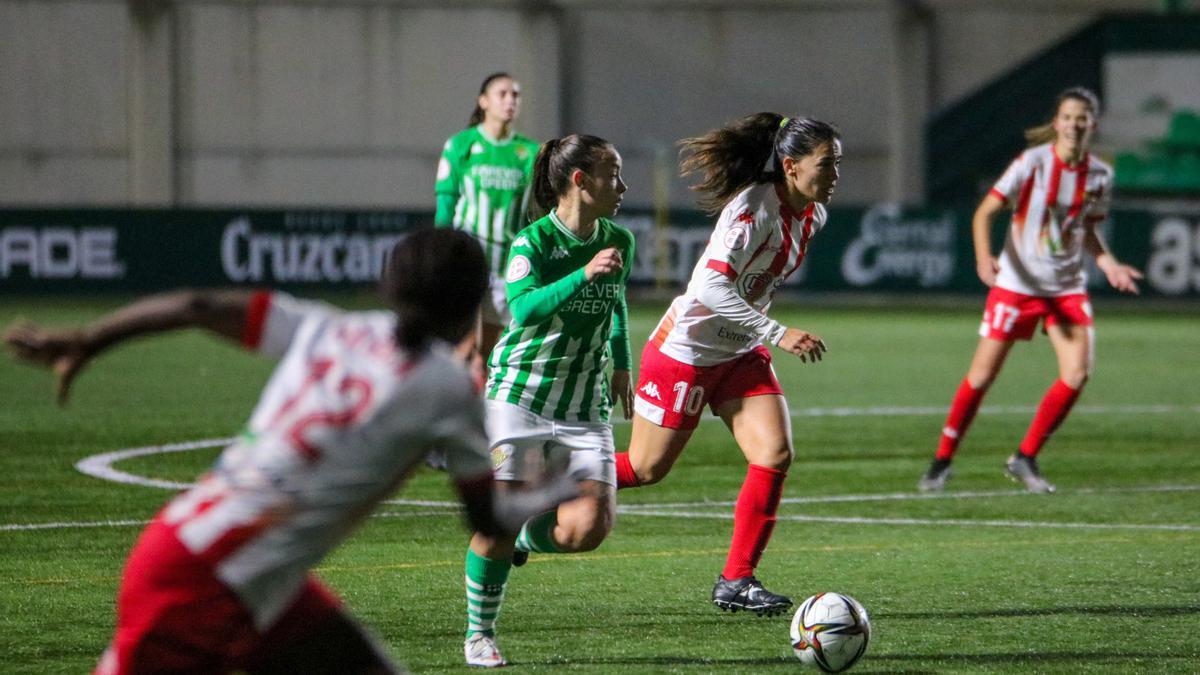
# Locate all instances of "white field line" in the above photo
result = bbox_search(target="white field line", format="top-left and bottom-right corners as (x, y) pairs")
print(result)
(629, 484), (1200, 509)
(71, 402), (1200, 491)
(7, 485), (1198, 533)
(74, 438), (236, 490)
(621, 509), (1200, 533)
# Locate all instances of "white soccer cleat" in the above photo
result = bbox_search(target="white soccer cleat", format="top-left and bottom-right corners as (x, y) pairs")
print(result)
(1005, 454), (1056, 494)
(465, 633), (508, 668)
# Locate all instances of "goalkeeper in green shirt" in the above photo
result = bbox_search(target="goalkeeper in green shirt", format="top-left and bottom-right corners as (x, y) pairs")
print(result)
(435, 72), (540, 358)
(461, 134), (635, 667)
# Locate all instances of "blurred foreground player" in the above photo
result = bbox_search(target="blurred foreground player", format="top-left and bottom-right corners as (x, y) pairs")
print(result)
(918, 87), (1143, 494)
(4, 229), (575, 674)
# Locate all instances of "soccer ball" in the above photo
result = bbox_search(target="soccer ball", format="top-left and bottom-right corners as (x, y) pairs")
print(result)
(789, 592), (871, 672)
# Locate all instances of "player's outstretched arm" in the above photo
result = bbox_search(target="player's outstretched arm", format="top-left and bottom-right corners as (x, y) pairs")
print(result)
(777, 328), (827, 363)
(3, 289), (256, 405)
(1083, 226), (1143, 295)
(456, 472), (580, 537)
(972, 193), (1005, 287)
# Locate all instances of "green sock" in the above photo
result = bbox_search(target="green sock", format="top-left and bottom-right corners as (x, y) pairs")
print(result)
(465, 548), (511, 638)
(515, 510), (563, 554)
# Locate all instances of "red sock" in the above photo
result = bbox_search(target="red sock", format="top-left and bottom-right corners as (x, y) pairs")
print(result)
(1019, 379), (1082, 457)
(722, 464), (786, 580)
(936, 378), (986, 461)
(614, 452), (641, 489)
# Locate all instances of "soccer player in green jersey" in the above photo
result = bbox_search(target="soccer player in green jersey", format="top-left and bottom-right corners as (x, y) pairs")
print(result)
(462, 134), (634, 667)
(435, 72), (540, 357)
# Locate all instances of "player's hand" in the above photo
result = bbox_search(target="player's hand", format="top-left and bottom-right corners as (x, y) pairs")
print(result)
(976, 256), (999, 287)
(3, 321), (93, 406)
(777, 328), (826, 363)
(1101, 261), (1143, 295)
(610, 369), (633, 420)
(584, 247), (623, 281)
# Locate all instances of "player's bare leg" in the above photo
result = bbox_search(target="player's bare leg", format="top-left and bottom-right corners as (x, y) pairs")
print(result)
(710, 394), (794, 616)
(1008, 323), (1091, 493)
(920, 337), (1016, 492)
(618, 414), (696, 487)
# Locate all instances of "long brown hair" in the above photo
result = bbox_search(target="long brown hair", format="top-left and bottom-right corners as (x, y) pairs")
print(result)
(679, 113), (840, 213)
(1023, 86), (1101, 146)
(528, 134), (614, 220)
(468, 72), (513, 128)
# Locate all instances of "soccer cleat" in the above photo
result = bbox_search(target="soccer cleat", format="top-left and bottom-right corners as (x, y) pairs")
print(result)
(917, 459), (953, 492)
(712, 575), (793, 616)
(511, 550), (528, 567)
(464, 633), (507, 668)
(1005, 454), (1056, 494)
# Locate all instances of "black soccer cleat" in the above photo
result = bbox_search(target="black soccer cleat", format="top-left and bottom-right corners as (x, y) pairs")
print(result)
(511, 550), (529, 567)
(712, 575), (793, 617)
(917, 458), (953, 492)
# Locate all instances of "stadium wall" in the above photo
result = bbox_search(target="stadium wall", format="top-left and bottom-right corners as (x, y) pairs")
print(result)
(4, 203), (1198, 298)
(0, 0), (1151, 210)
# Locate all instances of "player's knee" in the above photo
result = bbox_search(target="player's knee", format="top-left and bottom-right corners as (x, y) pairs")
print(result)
(748, 444), (792, 472)
(634, 463), (668, 486)
(1061, 369), (1089, 389)
(558, 518), (611, 552)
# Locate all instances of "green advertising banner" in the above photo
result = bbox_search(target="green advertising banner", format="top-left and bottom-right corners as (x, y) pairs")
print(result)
(0, 209), (424, 293)
(2, 206), (1197, 297)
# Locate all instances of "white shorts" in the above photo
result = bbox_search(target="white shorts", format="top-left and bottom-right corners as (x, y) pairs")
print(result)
(480, 273), (512, 327)
(484, 399), (616, 486)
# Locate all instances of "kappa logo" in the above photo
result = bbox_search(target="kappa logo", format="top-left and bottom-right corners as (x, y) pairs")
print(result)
(551, 246), (570, 259)
(512, 235), (530, 248)
(471, 142), (484, 155)
(638, 382), (662, 401)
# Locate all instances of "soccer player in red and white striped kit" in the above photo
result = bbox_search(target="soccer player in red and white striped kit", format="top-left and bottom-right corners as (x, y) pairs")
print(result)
(4, 229), (575, 674)
(612, 113), (837, 616)
(918, 87), (1143, 494)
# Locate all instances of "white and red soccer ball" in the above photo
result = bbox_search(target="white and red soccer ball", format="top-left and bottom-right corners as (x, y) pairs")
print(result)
(789, 592), (871, 672)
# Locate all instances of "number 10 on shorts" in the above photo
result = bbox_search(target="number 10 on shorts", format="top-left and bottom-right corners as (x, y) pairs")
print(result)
(672, 381), (706, 416)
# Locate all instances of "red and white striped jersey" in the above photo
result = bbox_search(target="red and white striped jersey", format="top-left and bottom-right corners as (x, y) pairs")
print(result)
(160, 292), (489, 629)
(650, 183), (826, 367)
(990, 143), (1113, 296)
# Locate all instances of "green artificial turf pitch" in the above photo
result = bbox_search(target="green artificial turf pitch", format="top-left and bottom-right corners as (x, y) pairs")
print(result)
(1, 296), (1198, 673)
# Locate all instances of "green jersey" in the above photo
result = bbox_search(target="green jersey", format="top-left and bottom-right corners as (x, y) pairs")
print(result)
(487, 211), (635, 423)
(435, 125), (540, 276)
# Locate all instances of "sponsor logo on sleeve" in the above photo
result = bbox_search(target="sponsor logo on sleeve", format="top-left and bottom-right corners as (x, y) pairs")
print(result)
(512, 235), (530, 248)
(506, 254), (532, 282)
(436, 157), (451, 181)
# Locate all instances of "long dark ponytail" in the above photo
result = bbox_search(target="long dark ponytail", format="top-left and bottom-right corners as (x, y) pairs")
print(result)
(381, 229), (488, 352)
(468, 72), (513, 128)
(528, 134), (614, 220)
(679, 113), (840, 213)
